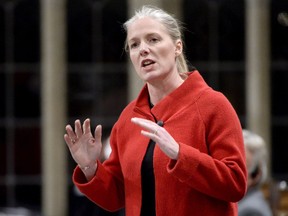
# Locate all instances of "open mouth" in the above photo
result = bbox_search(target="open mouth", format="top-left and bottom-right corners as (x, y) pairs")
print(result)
(141, 59), (155, 67)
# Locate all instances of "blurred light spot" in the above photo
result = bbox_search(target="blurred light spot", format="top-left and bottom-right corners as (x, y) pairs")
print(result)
(278, 12), (288, 27)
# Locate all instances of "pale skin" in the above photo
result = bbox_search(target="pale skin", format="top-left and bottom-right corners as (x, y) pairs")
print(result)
(64, 17), (184, 181)
(245, 148), (262, 188)
(245, 148), (253, 187)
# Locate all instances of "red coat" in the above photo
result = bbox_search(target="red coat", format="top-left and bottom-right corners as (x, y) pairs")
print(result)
(73, 71), (247, 216)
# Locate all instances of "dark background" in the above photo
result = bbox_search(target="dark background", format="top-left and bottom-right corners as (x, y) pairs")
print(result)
(0, 0), (287, 214)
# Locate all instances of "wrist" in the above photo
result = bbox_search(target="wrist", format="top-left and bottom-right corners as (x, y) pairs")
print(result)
(79, 162), (98, 181)
(79, 164), (92, 171)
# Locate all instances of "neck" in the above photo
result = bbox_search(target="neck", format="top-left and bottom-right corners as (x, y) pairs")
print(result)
(148, 72), (184, 105)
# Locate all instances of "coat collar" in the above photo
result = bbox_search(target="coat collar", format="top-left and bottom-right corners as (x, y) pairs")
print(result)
(133, 70), (210, 122)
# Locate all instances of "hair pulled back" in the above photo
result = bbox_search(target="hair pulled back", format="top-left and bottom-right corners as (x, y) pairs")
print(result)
(123, 5), (189, 74)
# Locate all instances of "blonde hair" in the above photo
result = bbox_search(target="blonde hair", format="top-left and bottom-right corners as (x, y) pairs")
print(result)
(123, 5), (189, 74)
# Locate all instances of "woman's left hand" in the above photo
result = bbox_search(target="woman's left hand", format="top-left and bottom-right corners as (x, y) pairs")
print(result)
(131, 117), (179, 160)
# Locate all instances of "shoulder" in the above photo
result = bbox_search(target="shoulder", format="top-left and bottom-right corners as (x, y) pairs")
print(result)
(196, 88), (238, 122)
(198, 86), (233, 108)
(238, 190), (272, 216)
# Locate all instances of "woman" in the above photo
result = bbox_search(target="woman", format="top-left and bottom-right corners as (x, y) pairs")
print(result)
(64, 5), (247, 216)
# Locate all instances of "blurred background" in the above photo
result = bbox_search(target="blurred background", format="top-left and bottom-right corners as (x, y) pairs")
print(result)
(0, 0), (287, 215)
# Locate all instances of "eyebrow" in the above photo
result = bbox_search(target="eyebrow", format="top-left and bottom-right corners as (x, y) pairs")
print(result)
(128, 33), (160, 43)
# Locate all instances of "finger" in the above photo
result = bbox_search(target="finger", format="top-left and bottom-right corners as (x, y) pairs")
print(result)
(65, 124), (78, 146)
(142, 126), (162, 137)
(75, 119), (83, 137)
(64, 133), (74, 148)
(140, 130), (160, 144)
(131, 117), (156, 131)
(65, 124), (76, 139)
(153, 126), (162, 136)
(94, 125), (102, 143)
(131, 117), (153, 124)
(83, 118), (91, 134)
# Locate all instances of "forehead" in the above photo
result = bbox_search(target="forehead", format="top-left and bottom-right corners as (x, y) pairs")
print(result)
(127, 17), (169, 40)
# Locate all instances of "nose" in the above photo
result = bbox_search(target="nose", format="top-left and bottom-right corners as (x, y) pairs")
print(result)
(139, 43), (149, 56)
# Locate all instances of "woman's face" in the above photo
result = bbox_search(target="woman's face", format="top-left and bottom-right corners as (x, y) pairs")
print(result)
(127, 17), (182, 83)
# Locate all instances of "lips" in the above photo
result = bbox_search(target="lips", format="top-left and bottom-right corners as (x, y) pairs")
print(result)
(141, 59), (155, 67)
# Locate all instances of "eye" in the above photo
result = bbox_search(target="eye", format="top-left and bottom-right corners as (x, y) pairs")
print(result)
(149, 37), (159, 43)
(129, 42), (139, 50)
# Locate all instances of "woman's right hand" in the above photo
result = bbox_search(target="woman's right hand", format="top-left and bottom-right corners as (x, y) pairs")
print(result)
(64, 118), (102, 180)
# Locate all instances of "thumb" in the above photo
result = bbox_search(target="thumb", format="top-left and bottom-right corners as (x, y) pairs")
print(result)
(94, 125), (102, 143)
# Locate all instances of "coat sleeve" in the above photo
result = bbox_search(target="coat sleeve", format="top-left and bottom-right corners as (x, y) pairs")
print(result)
(167, 91), (247, 202)
(73, 122), (125, 212)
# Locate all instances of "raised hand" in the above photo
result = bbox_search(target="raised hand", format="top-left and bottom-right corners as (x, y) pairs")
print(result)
(64, 118), (102, 180)
(131, 117), (179, 160)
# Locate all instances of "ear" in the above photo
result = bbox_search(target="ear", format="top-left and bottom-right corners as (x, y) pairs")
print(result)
(175, 39), (183, 57)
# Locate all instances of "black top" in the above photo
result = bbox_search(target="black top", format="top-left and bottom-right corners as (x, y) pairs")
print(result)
(140, 100), (157, 216)
(140, 139), (156, 216)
